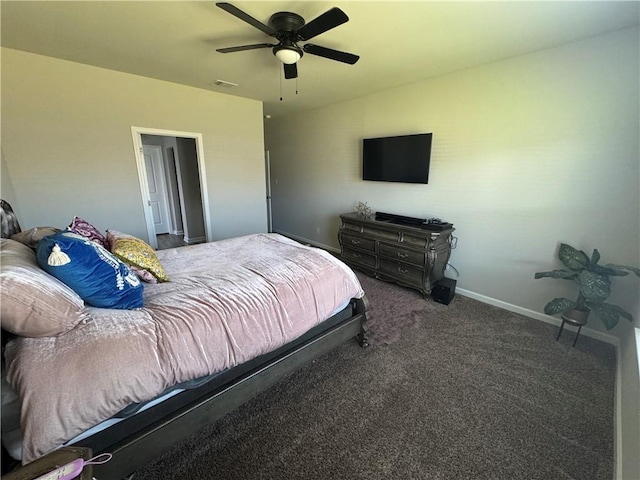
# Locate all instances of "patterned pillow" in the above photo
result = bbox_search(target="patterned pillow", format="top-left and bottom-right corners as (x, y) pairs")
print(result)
(36, 232), (144, 309)
(68, 216), (108, 248)
(107, 230), (169, 282)
(1, 239), (89, 337)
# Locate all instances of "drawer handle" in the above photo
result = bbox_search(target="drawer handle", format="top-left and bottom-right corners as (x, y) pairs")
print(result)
(396, 252), (409, 258)
(353, 253), (362, 258)
(350, 239), (360, 245)
(397, 267), (409, 274)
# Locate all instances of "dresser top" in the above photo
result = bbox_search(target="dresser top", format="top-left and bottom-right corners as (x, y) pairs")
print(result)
(340, 212), (454, 236)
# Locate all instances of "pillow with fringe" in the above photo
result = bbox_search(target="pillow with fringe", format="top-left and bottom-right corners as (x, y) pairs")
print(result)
(36, 232), (143, 309)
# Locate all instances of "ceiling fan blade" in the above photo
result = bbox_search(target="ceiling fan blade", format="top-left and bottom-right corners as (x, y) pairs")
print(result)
(283, 63), (298, 79)
(217, 43), (275, 53)
(216, 2), (275, 36)
(296, 7), (348, 41)
(302, 44), (359, 65)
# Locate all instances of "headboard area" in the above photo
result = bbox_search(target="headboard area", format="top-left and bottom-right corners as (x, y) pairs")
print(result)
(1, 200), (21, 239)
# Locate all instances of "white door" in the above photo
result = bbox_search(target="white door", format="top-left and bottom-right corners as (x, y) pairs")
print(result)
(143, 145), (170, 235)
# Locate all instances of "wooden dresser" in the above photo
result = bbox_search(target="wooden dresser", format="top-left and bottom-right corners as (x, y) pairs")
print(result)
(338, 213), (454, 297)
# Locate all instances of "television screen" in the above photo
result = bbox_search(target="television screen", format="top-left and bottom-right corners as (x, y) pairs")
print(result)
(362, 133), (432, 184)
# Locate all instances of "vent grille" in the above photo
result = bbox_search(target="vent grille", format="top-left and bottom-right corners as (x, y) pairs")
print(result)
(213, 79), (239, 88)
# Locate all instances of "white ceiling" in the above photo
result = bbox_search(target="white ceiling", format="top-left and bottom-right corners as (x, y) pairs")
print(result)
(2, 1), (638, 118)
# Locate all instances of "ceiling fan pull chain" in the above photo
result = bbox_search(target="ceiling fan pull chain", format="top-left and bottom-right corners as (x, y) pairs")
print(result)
(279, 69), (283, 101)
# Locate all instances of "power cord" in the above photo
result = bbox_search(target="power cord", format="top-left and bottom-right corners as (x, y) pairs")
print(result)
(447, 235), (459, 276)
(446, 263), (460, 277)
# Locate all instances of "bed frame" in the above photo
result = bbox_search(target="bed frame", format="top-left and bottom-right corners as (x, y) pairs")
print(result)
(0, 200), (370, 479)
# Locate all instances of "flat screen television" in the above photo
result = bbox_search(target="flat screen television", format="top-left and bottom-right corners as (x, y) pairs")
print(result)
(362, 133), (433, 184)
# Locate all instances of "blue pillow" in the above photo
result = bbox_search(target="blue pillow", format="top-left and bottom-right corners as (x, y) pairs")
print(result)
(37, 231), (144, 309)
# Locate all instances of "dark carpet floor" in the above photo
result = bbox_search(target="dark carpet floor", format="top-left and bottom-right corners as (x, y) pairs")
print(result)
(134, 273), (616, 480)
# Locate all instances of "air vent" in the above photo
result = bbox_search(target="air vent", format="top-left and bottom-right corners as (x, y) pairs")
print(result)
(213, 79), (239, 88)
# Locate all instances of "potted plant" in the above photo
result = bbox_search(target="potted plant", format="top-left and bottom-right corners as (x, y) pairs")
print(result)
(535, 243), (640, 330)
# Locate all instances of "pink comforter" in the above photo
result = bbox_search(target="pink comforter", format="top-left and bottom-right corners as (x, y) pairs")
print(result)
(5, 234), (364, 463)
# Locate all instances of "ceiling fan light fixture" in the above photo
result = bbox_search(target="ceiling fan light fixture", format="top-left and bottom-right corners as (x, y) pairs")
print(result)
(273, 45), (302, 64)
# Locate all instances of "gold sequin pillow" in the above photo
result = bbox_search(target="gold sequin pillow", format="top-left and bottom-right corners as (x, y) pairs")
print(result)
(107, 230), (169, 282)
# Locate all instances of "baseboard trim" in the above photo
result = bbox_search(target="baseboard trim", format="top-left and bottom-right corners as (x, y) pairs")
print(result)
(184, 235), (206, 244)
(456, 288), (619, 346)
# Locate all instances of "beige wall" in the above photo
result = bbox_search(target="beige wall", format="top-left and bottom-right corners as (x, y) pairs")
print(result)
(266, 27), (639, 479)
(266, 27), (639, 330)
(1, 47), (267, 241)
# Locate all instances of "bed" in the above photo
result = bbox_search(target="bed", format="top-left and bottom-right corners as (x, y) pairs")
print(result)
(0, 201), (369, 479)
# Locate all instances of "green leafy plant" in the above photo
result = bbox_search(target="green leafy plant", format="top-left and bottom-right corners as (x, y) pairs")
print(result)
(535, 243), (640, 330)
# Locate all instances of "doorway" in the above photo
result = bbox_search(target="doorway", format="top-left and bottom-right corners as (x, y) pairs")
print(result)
(131, 127), (212, 250)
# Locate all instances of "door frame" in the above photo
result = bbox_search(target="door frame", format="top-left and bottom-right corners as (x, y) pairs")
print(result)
(131, 126), (212, 249)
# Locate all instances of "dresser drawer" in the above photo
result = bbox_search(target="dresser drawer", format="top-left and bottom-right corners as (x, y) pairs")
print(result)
(340, 232), (376, 252)
(362, 226), (399, 242)
(378, 242), (425, 266)
(341, 246), (377, 268)
(401, 233), (429, 248)
(379, 258), (424, 286)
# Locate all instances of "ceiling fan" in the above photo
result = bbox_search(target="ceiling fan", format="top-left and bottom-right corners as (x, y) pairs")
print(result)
(215, 2), (360, 80)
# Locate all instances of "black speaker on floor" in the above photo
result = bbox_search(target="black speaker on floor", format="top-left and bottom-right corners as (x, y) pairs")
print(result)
(432, 277), (456, 305)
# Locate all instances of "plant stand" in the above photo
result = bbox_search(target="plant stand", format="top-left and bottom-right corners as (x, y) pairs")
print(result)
(556, 313), (588, 347)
